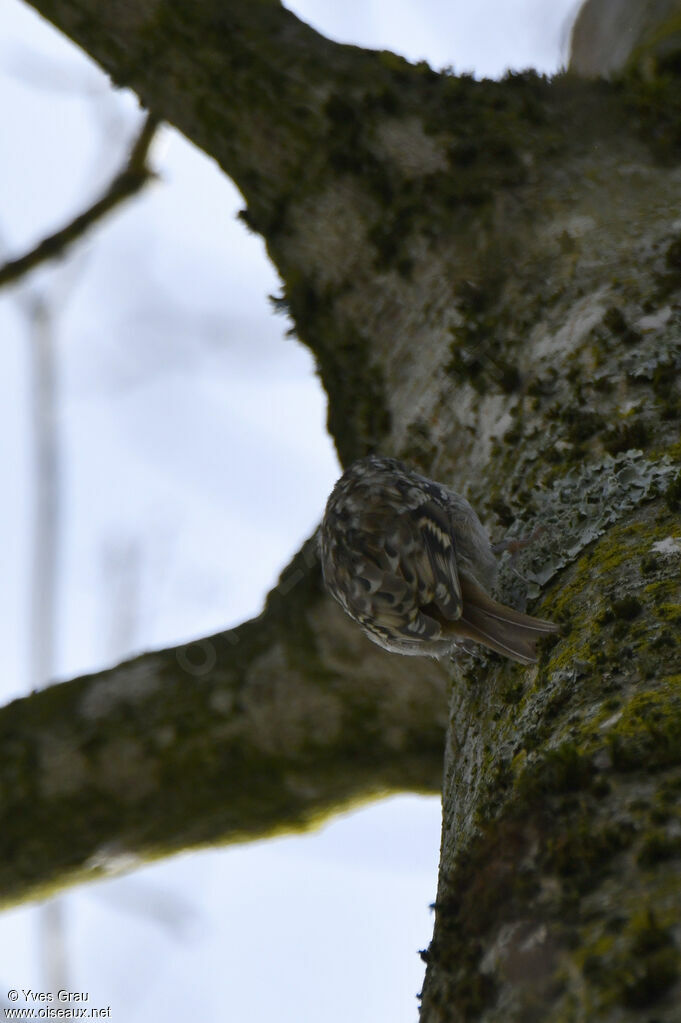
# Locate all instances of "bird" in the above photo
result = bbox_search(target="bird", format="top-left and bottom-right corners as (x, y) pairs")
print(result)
(319, 455), (558, 665)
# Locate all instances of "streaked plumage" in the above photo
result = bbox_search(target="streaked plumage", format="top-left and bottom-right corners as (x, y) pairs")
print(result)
(319, 455), (558, 664)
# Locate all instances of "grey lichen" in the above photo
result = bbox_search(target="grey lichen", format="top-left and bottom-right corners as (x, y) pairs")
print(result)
(512, 450), (680, 597)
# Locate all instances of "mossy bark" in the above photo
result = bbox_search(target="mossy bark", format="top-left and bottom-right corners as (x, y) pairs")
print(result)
(13, 0), (681, 1017)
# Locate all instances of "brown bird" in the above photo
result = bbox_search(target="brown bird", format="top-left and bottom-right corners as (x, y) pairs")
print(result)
(319, 455), (558, 665)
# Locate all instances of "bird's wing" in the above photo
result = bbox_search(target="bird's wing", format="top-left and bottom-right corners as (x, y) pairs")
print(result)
(409, 497), (463, 620)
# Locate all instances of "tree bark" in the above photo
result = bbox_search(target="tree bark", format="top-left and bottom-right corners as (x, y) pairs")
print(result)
(12, 0), (681, 1017)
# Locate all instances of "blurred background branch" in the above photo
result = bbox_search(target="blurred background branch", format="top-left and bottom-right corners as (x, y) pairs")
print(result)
(0, 112), (159, 289)
(0, 539), (446, 908)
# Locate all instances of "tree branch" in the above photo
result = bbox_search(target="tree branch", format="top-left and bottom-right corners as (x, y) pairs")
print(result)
(10, 3), (681, 1015)
(0, 112), (159, 289)
(0, 536), (446, 907)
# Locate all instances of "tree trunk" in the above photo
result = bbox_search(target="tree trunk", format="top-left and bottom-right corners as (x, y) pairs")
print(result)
(11, 0), (681, 1017)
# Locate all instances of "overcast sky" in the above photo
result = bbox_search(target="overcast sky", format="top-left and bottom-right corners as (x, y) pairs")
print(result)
(0, 3), (580, 1021)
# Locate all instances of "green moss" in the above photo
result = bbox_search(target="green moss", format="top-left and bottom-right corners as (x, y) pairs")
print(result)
(655, 602), (681, 624)
(400, 419), (438, 468)
(637, 830), (681, 866)
(502, 422), (523, 445)
(545, 820), (633, 891)
(323, 93), (396, 204)
(563, 407), (605, 445)
(604, 418), (652, 455)
(611, 595), (643, 620)
(283, 277), (392, 463)
(665, 470), (681, 510)
(650, 629), (679, 650)
(578, 909), (679, 1011)
(666, 235), (681, 269)
(429, 815), (540, 1015)
(502, 681), (525, 706)
(651, 358), (678, 399)
(601, 306), (641, 345)
(643, 577), (679, 602)
(620, 912), (679, 1008)
(377, 50), (412, 75)
(625, 65), (681, 163)
(608, 683), (681, 772)
(640, 553), (660, 574)
(516, 742), (593, 800)
(659, 774), (681, 800)
(444, 276), (525, 396)
(489, 496), (515, 529)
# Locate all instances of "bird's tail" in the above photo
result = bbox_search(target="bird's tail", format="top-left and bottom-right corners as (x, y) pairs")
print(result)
(446, 575), (559, 665)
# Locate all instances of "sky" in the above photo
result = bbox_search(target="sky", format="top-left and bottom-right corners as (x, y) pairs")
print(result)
(0, 2), (580, 1021)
